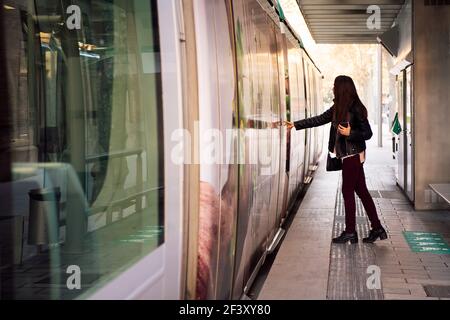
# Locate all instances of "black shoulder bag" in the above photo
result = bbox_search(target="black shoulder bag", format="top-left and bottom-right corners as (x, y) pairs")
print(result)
(326, 153), (342, 171)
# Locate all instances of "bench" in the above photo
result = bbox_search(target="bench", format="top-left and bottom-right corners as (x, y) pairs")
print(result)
(429, 184), (450, 205)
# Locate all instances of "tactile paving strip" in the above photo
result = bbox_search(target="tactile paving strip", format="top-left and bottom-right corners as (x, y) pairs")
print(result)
(327, 177), (384, 300)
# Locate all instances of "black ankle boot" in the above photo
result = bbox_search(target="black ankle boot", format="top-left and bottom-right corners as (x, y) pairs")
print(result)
(363, 227), (388, 243)
(332, 231), (358, 244)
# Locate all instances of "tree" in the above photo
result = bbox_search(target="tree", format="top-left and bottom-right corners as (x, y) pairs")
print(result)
(316, 44), (377, 114)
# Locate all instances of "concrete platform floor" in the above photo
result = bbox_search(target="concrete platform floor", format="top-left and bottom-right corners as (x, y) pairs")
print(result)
(258, 139), (450, 300)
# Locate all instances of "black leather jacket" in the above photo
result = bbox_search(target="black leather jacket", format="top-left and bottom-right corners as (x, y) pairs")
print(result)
(294, 104), (373, 157)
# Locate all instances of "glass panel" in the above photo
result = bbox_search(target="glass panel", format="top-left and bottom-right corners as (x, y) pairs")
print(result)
(232, 0), (282, 299)
(266, 21), (282, 239)
(287, 45), (300, 200)
(1, 0), (164, 300)
(195, 0), (238, 300)
(274, 29), (288, 224)
(406, 69), (412, 133)
(293, 56), (306, 187)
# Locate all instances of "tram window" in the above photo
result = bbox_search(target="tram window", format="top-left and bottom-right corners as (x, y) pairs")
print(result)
(0, 0), (164, 299)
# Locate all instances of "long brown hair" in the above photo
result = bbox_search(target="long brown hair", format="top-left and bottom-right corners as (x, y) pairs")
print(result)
(333, 75), (368, 123)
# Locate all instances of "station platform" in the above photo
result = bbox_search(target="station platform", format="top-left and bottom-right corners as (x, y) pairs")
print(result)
(258, 139), (450, 300)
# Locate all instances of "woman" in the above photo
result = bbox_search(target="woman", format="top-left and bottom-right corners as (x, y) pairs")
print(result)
(286, 75), (387, 244)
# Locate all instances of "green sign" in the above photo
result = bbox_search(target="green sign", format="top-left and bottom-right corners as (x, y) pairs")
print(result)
(403, 231), (450, 254)
(391, 112), (402, 135)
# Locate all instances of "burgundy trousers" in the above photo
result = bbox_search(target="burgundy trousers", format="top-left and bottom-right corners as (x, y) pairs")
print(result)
(341, 154), (382, 234)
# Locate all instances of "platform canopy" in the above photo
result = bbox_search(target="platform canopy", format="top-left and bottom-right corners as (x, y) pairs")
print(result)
(296, 0), (405, 43)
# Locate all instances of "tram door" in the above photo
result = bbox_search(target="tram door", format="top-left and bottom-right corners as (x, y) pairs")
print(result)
(302, 59), (312, 182)
(395, 67), (414, 202)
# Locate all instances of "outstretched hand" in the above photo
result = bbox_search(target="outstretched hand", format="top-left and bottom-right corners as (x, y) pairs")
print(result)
(284, 121), (295, 130)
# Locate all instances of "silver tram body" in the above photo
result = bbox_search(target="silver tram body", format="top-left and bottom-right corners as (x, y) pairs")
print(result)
(0, 0), (324, 299)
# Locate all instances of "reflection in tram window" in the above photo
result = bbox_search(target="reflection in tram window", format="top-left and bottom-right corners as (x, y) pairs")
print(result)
(1, 0), (163, 299)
